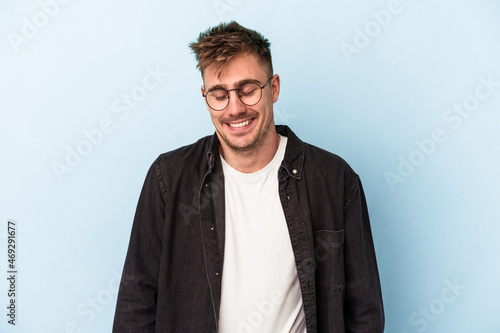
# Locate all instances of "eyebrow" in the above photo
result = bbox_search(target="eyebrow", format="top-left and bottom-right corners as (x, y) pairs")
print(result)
(206, 78), (263, 92)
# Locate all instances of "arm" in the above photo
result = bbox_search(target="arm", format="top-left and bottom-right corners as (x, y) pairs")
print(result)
(113, 158), (165, 332)
(343, 175), (384, 332)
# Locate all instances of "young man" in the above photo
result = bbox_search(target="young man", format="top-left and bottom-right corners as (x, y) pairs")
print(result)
(113, 21), (384, 333)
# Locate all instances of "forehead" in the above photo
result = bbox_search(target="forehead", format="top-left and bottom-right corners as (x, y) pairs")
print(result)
(203, 54), (267, 89)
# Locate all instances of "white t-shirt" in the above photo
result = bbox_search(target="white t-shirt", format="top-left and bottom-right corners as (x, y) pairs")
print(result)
(218, 135), (306, 333)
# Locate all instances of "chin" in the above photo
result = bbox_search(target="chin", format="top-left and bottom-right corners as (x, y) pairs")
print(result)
(223, 135), (259, 152)
(227, 140), (257, 152)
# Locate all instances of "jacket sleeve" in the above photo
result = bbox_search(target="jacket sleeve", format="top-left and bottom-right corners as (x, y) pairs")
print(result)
(343, 174), (384, 332)
(113, 158), (166, 332)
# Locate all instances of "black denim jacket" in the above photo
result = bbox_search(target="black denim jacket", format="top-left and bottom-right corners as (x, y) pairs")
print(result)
(113, 126), (384, 333)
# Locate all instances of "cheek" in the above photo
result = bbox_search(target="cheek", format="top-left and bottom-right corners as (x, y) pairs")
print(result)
(209, 111), (221, 124)
(263, 105), (274, 119)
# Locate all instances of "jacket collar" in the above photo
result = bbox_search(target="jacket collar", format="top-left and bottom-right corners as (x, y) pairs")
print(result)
(206, 133), (219, 173)
(205, 125), (305, 180)
(276, 125), (304, 180)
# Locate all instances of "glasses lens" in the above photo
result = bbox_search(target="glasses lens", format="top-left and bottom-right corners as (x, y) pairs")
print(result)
(207, 89), (228, 110)
(239, 83), (261, 106)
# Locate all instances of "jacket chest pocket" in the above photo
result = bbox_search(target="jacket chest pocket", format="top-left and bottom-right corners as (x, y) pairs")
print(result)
(313, 229), (345, 291)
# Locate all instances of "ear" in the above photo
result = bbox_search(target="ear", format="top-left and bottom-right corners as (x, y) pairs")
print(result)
(201, 85), (210, 110)
(271, 74), (281, 103)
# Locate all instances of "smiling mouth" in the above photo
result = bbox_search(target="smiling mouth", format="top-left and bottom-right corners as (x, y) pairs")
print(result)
(227, 119), (252, 128)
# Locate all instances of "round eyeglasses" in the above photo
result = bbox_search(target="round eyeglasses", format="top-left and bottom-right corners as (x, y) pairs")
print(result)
(202, 77), (274, 111)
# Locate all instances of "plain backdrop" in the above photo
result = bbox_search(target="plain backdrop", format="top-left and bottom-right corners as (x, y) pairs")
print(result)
(1, 0), (499, 332)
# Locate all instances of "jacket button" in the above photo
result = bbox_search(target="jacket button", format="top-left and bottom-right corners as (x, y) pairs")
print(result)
(292, 169), (297, 174)
(287, 194), (290, 200)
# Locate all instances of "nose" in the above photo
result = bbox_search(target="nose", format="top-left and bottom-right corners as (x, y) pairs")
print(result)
(225, 90), (246, 116)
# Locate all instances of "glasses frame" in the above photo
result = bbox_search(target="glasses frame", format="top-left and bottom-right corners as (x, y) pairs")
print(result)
(202, 76), (274, 111)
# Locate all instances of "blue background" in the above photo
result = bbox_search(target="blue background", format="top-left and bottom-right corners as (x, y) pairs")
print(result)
(1, 0), (499, 332)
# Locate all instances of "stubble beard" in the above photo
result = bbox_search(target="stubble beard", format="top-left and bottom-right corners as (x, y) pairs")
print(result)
(217, 115), (273, 155)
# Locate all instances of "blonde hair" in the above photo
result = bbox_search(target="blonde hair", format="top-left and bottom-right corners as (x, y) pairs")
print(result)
(189, 21), (273, 78)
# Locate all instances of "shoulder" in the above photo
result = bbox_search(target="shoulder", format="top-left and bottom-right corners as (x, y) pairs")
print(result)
(155, 135), (213, 170)
(280, 125), (353, 174)
(279, 125), (358, 189)
(141, 135), (214, 191)
(304, 141), (358, 179)
(301, 141), (360, 205)
(303, 141), (352, 171)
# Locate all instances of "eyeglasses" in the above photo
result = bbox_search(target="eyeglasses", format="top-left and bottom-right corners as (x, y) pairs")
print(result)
(202, 77), (274, 111)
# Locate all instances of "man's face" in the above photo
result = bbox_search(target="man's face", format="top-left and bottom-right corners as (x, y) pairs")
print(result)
(201, 54), (280, 154)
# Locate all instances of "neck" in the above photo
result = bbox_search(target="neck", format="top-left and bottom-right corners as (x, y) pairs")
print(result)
(219, 130), (280, 173)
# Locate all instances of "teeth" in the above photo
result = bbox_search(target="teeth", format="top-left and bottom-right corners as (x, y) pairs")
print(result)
(228, 120), (251, 128)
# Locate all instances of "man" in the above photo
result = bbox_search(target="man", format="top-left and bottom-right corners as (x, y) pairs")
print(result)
(113, 21), (384, 332)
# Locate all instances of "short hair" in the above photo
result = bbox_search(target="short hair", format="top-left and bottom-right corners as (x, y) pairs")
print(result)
(189, 21), (273, 79)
